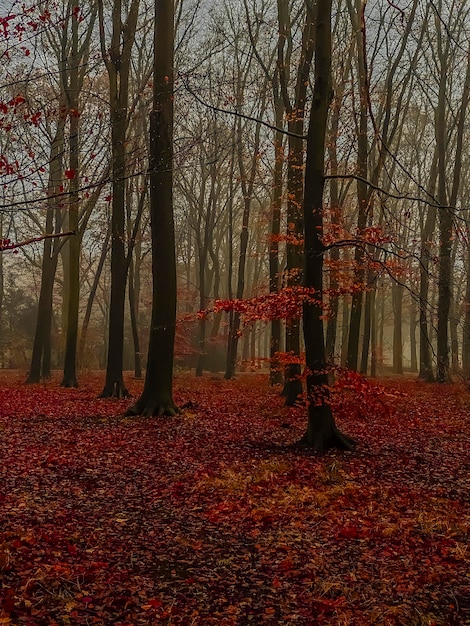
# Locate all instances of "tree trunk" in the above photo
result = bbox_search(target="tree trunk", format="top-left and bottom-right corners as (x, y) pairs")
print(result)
(61, 123), (80, 386)
(225, 108), (263, 379)
(418, 187), (436, 381)
(61, 15), (80, 387)
(269, 88), (284, 386)
(444, 38), (470, 379)
(79, 228), (110, 366)
(277, 0), (315, 403)
(196, 240), (207, 377)
(462, 242), (470, 377)
(98, 0), (139, 397)
(241, 326), (250, 370)
(391, 282), (403, 375)
(346, 0), (369, 372)
(126, 0), (178, 417)
(128, 254), (143, 378)
(250, 323), (256, 368)
(126, 182), (147, 379)
(27, 251), (58, 382)
(370, 289), (378, 377)
(208, 242), (223, 373)
(409, 296), (418, 373)
(436, 70), (451, 384)
(61, 2), (97, 386)
(27, 115), (65, 383)
(101, 106), (130, 397)
(360, 287), (372, 375)
(325, 82), (343, 366)
(450, 293), (460, 374)
(434, 11), (470, 382)
(281, 128), (304, 403)
(340, 281), (349, 366)
(299, 0), (354, 453)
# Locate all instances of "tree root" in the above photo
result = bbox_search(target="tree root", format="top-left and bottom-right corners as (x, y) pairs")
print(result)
(124, 398), (181, 418)
(99, 380), (130, 399)
(61, 377), (78, 388)
(297, 426), (356, 455)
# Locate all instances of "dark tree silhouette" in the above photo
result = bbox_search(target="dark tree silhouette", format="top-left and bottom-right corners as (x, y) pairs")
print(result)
(98, 0), (139, 398)
(126, 0), (179, 417)
(299, 0), (355, 453)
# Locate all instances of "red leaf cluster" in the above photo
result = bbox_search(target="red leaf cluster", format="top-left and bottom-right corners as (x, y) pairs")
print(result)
(213, 287), (320, 323)
(0, 156), (17, 176)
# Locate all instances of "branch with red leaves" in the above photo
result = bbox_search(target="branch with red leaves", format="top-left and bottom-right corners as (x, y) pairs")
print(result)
(0, 230), (75, 252)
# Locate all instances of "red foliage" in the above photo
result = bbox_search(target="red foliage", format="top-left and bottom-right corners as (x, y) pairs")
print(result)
(0, 156), (17, 176)
(322, 222), (393, 248)
(331, 368), (403, 420)
(214, 287), (319, 323)
(0, 15), (15, 37)
(0, 372), (468, 625)
(211, 284), (379, 327)
(174, 316), (199, 362)
(0, 95), (42, 132)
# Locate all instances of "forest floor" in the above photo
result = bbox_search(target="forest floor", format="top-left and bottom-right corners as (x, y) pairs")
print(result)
(0, 370), (469, 626)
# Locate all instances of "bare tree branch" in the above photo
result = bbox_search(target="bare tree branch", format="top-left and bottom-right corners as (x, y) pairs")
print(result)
(0, 231), (75, 252)
(182, 78), (306, 140)
(324, 174), (459, 210)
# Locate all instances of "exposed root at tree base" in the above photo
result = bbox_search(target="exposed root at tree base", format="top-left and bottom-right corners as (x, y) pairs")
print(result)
(417, 373), (435, 383)
(99, 381), (130, 399)
(61, 378), (78, 388)
(124, 401), (181, 418)
(295, 428), (356, 455)
(25, 373), (52, 384)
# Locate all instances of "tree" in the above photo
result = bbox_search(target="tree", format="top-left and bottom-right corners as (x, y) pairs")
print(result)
(176, 112), (232, 377)
(324, 9), (354, 366)
(299, 0), (354, 453)
(344, 0), (369, 372)
(277, 0), (315, 404)
(61, 0), (98, 388)
(26, 122), (65, 383)
(435, 4), (470, 382)
(78, 226), (111, 367)
(241, 0), (284, 385)
(126, 0), (179, 417)
(98, 0), (140, 397)
(25, 18), (68, 383)
(224, 11), (267, 380)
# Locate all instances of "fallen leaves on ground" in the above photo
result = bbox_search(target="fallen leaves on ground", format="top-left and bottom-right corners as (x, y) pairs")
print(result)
(0, 370), (468, 625)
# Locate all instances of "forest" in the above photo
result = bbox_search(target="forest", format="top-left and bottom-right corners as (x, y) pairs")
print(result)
(0, 0), (469, 624)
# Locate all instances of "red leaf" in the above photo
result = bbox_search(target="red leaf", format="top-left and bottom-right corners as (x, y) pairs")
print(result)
(9, 95), (25, 107)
